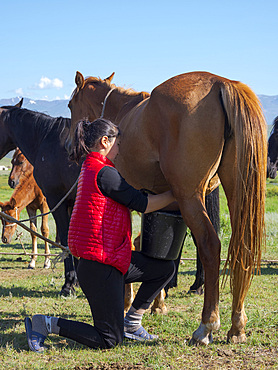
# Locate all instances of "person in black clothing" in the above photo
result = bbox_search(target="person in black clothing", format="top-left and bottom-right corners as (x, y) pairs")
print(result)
(24, 118), (176, 352)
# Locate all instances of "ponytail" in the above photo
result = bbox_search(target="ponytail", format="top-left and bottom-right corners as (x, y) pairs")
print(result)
(70, 118), (119, 163)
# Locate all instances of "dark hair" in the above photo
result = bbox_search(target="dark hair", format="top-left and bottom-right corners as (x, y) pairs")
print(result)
(70, 118), (119, 163)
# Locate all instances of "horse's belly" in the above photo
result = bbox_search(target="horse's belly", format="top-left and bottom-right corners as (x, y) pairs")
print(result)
(115, 153), (168, 193)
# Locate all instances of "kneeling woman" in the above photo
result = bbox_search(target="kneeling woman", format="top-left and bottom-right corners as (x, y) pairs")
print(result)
(25, 118), (176, 352)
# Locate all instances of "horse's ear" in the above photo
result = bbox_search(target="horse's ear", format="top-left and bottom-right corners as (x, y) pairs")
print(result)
(15, 98), (23, 108)
(104, 72), (115, 83)
(75, 71), (85, 89)
(10, 198), (16, 209)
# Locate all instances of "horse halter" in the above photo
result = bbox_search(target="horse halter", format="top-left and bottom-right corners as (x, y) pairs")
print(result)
(100, 88), (116, 119)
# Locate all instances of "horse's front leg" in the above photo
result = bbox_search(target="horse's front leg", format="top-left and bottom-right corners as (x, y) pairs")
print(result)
(178, 197), (221, 345)
(40, 203), (50, 269)
(50, 198), (77, 296)
(150, 289), (167, 314)
(27, 207), (37, 269)
(124, 284), (134, 313)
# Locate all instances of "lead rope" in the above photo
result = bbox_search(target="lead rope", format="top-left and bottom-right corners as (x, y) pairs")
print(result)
(100, 88), (116, 119)
(18, 176), (80, 223)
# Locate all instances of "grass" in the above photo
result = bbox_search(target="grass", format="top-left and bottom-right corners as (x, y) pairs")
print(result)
(0, 158), (277, 369)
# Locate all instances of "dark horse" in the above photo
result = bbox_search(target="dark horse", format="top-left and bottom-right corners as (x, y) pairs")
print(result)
(267, 116), (278, 179)
(0, 100), (80, 295)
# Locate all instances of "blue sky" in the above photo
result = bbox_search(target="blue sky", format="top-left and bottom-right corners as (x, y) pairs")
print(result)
(1, 0), (277, 101)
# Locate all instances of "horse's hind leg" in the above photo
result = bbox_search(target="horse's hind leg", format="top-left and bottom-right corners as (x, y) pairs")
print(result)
(177, 196), (221, 345)
(189, 187), (220, 295)
(151, 289), (167, 314)
(218, 143), (248, 343)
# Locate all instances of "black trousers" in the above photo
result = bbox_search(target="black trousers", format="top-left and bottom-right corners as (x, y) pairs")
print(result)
(58, 251), (175, 349)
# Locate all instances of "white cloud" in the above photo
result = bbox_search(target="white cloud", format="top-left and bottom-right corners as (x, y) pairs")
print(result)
(38, 76), (63, 89)
(15, 88), (23, 95)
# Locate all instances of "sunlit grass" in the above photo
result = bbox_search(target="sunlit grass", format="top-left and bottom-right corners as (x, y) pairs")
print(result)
(0, 160), (277, 368)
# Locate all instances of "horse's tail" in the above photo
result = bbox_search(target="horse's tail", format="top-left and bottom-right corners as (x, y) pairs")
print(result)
(220, 80), (267, 311)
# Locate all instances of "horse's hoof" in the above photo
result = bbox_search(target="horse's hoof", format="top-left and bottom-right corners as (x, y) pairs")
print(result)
(189, 331), (213, 346)
(190, 322), (215, 346)
(187, 286), (204, 295)
(195, 286), (204, 295)
(151, 306), (168, 315)
(227, 331), (247, 344)
(74, 280), (80, 288)
(59, 286), (75, 297)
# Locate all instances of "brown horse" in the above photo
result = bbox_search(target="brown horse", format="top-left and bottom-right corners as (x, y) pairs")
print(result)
(9, 148), (34, 189)
(67, 71), (267, 345)
(0, 149), (50, 269)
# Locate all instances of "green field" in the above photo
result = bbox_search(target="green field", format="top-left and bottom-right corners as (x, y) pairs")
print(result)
(0, 157), (277, 369)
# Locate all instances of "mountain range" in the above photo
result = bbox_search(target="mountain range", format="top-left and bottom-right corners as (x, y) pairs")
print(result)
(0, 97), (71, 118)
(1, 94), (277, 127)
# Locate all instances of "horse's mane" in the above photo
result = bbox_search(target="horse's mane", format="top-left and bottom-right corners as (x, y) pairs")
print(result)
(270, 116), (278, 136)
(3, 107), (70, 140)
(70, 76), (149, 100)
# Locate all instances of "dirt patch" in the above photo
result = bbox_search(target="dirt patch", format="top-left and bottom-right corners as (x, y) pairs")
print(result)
(75, 364), (147, 370)
(74, 347), (278, 370)
(182, 346), (278, 369)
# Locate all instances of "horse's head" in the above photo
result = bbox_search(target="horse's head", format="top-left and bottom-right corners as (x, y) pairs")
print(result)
(0, 198), (18, 244)
(0, 99), (23, 159)
(8, 148), (33, 189)
(66, 71), (115, 156)
(267, 116), (278, 179)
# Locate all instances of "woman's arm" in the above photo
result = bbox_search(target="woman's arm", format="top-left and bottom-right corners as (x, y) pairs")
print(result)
(97, 167), (176, 213)
(144, 191), (176, 213)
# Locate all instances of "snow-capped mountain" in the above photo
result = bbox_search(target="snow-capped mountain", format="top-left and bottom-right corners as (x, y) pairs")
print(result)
(0, 97), (70, 118)
(1, 95), (277, 125)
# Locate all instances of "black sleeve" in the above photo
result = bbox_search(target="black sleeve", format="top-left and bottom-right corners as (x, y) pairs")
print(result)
(97, 166), (148, 213)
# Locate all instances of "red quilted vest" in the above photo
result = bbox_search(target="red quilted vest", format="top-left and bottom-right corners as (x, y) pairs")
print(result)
(68, 152), (132, 274)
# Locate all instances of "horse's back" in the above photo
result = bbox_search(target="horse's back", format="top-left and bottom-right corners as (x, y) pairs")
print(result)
(118, 72), (227, 195)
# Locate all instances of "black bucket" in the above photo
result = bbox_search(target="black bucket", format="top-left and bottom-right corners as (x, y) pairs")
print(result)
(140, 211), (187, 260)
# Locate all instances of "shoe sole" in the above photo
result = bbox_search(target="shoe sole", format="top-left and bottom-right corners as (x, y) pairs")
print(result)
(124, 332), (158, 341)
(124, 332), (146, 341)
(24, 317), (44, 353)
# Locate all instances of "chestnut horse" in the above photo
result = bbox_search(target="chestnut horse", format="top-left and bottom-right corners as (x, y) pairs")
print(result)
(9, 148), (34, 189)
(0, 149), (50, 269)
(67, 71), (267, 345)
